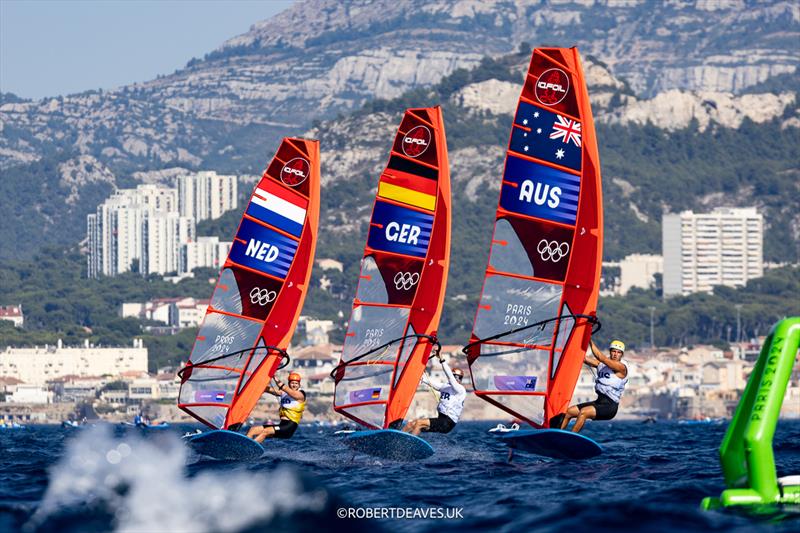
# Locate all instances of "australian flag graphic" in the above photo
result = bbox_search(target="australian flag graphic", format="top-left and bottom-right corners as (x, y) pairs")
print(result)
(509, 101), (582, 172)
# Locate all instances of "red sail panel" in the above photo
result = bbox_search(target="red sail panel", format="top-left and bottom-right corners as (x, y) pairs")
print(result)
(332, 107), (451, 429)
(464, 47), (602, 428)
(178, 138), (320, 429)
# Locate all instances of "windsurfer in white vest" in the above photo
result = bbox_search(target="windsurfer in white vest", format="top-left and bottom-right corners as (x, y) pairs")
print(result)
(246, 371), (306, 442)
(560, 339), (628, 433)
(402, 348), (467, 435)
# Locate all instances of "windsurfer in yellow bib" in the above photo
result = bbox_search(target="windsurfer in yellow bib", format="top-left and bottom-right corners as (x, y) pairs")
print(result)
(560, 339), (628, 433)
(247, 372), (306, 442)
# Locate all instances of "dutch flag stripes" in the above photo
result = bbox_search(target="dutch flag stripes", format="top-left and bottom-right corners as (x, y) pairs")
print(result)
(246, 180), (308, 237)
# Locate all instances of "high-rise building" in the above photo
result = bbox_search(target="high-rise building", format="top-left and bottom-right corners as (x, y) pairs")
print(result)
(87, 185), (183, 277)
(180, 236), (232, 274)
(143, 212), (196, 275)
(178, 171), (238, 222)
(662, 208), (763, 297)
(619, 254), (663, 295)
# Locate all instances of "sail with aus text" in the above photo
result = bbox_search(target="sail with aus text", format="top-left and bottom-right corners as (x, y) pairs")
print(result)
(178, 138), (320, 430)
(332, 107), (451, 429)
(463, 48), (603, 429)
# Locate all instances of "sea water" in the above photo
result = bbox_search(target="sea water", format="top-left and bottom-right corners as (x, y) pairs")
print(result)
(1, 421), (798, 532)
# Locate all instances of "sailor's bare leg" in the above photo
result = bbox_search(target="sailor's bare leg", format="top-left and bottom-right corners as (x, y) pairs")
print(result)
(247, 425), (264, 439)
(561, 405), (580, 430)
(254, 426), (276, 443)
(411, 419), (430, 436)
(572, 406), (596, 433)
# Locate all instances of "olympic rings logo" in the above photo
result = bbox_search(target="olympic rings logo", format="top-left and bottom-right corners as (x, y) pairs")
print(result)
(249, 287), (277, 306)
(393, 271), (420, 290)
(537, 239), (570, 262)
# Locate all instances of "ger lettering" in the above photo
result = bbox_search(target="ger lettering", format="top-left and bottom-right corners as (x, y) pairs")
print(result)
(385, 222), (421, 245)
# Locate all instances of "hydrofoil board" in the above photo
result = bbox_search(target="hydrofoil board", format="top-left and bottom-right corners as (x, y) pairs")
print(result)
(343, 429), (434, 461)
(498, 429), (602, 460)
(185, 429), (264, 461)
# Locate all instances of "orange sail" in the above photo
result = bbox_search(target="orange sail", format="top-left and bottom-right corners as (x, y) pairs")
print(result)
(332, 107), (451, 429)
(463, 47), (603, 428)
(178, 138), (320, 430)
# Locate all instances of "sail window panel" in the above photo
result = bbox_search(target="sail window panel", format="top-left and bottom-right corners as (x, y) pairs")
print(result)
(342, 305), (410, 362)
(354, 256), (389, 304)
(210, 268), (243, 315)
(189, 312), (263, 364)
(334, 363), (393, 407)
(550, 310), (576, 380)
(471, 344), (549, 393)
(393, 325), (418, 387)
(342, 404), (388, 430)
(488, 218), (534, 277)
(492, 394), (545, 425)
(188, 405), (229, 429)
(237, 340), (272, 394)
(472, 275), (562, 345)
(179, 367), (240, 406)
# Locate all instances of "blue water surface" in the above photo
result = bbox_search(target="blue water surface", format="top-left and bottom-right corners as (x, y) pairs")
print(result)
(0, 420), (798, 532)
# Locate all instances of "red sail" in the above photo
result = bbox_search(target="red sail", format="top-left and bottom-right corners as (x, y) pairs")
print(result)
(464, 48), (603, 428)
(332, 107), (451, 429)
(178, 138), (320, 429)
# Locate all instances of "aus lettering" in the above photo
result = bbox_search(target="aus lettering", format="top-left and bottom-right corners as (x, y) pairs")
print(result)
(519, 180), (561, 208)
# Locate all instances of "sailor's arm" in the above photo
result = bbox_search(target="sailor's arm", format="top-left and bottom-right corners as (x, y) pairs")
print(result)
(440, 358), (462, 389)
(584, 341), (601, 368)
(264, 380), (282, 397)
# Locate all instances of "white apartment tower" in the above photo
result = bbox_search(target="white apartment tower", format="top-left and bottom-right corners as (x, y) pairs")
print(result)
(87, 185), (185, 277)
(180, 236), (232, 274)
(144, 212), (196, 275)
(662, 208), (763, 297)
(178, 171), (238, 222)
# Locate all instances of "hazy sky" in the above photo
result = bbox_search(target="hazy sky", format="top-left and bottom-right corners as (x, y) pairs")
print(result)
(0, 0), (294, 100)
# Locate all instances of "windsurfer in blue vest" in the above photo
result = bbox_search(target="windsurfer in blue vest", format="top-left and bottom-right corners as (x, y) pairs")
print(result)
(246, 372), (306, 442)
(402, 349), (467, 435)
(560, 339), (628, 433)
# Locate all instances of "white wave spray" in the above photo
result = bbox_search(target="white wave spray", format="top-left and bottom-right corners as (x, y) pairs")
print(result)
(26, 426), (327, 532)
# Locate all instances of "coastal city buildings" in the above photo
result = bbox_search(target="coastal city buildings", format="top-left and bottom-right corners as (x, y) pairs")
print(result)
(0, 339), (148, 384)
(662, 207), (763, 297)
(1, 339), (798, 423)
(0, 305), (24, 327)
(87, 172), (238, 279)
(120, 297), (210, 328)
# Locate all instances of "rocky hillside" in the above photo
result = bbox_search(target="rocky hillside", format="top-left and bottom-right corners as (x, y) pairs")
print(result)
(1, 0), (797, 174)
(1, 0), (798, 265)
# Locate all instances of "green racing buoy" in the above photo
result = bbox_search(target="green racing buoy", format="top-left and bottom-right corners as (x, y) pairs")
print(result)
(702, 317), (800, 510)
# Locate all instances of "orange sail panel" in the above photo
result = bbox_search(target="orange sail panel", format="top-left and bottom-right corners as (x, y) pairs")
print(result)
(463, 47), (603, 429)
(332, 107), (451, 429)
(177, 138), (320, 429)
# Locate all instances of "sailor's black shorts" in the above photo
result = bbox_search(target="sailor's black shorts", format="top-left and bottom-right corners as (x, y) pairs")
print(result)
(578, 392), (619, 421)
(270, 419), (298, 439)
(425, 412), (456, 434)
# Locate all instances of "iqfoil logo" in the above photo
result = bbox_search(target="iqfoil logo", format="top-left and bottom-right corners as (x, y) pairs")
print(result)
(281, 157), (310, 186)
(401, 125), (431, 158)
(535, 68), (569, 106)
